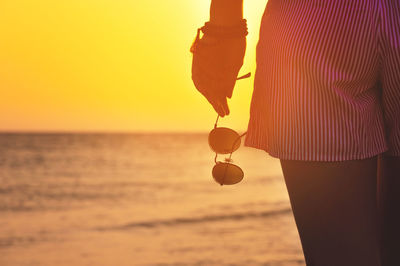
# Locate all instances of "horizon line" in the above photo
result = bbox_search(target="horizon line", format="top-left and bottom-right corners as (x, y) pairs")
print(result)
(0, 130), (214, 135)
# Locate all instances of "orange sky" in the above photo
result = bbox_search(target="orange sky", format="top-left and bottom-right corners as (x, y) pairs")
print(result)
(0, 0), (267, 132)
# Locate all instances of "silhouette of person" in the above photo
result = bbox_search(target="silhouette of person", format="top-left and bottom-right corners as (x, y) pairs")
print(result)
(191, 1), (400, 265)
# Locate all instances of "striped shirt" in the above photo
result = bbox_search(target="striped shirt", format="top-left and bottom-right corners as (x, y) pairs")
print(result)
(245, 0), (400, 161)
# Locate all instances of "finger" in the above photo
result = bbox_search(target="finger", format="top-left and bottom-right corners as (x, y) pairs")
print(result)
(219, 97), (230, 116)
(210, 96), (229, 117)
(211, 99), (226, 117)
(193, 70), (227, 117)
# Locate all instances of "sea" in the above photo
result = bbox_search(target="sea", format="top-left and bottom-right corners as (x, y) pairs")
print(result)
(0, 133), (305, 266)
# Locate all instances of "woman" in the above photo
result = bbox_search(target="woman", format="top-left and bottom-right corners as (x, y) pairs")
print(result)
(191, 0), (400, 265)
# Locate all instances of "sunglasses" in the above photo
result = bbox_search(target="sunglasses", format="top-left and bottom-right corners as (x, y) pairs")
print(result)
(209, 115), (247, 185)
(207, 72), (251, 186)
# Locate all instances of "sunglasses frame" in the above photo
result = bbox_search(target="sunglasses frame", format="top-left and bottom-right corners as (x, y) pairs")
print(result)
(210, 115), (247, 185)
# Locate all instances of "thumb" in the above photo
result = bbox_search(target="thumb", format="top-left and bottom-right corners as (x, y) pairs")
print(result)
(220, 97), (230, 116)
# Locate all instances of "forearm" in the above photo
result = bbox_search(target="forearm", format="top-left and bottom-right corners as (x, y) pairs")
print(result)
(210, 0), (243, 26)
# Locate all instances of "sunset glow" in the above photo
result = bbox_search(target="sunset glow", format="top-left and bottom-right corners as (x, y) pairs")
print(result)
(0, 0), (267, 132)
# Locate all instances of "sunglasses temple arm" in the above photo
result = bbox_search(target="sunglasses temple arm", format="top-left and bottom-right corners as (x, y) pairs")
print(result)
(231, 132), (247, 152)
(227, 132), (248, 162)
(214, 115), (220, 129)
(237, 72), (251, 80)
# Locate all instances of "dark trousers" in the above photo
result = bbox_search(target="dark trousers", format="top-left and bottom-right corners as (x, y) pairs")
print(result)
(280, 155), (400, 266)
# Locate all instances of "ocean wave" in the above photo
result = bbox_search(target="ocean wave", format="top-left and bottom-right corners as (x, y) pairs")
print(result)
(0, 235), (44, 248)
(97, 208), (292, 231)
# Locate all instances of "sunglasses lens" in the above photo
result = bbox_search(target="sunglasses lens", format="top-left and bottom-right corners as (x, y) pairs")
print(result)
(212, 162), (244, 185)
(208, 127), (241, 154)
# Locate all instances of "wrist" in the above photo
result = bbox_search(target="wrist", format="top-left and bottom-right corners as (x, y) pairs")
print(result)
(201, 19), (248, 39)
(210, 0), (243, 26)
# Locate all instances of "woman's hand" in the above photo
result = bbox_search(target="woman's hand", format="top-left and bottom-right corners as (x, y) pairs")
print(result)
(191, 34), (246, 117)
